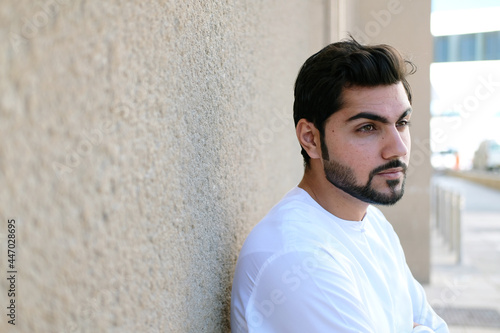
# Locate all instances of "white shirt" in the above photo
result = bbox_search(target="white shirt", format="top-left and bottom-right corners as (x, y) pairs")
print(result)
(231, 187), (448, 333)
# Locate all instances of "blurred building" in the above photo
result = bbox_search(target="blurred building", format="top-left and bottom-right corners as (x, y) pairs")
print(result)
(430, 6), (500, 170)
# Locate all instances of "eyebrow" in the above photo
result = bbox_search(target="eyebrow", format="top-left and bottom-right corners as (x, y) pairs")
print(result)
(346, 107), (412, 124)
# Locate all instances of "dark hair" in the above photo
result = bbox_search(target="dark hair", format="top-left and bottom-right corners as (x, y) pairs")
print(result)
(293, 37), (416, 166)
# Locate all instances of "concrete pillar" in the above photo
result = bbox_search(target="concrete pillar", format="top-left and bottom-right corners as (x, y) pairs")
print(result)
(344, 0), (433, 283)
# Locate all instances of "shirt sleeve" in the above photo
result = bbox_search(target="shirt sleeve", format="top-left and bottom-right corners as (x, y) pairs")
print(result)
(242, 250), (378, 333)
(380, 212), (449, 333)
(413, 325), (438, 333)
(405, 264), (449, 333)
(389, 238), (448, 333)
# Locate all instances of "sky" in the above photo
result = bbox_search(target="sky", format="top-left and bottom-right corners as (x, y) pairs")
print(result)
(432, 0), (500, 12)
(431, 0), (500, 35)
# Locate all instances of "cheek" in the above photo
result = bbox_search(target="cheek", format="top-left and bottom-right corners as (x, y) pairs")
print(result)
(404, 133), (411, 158)
(328, 132), (376, 167)
(344, 139), (374, 160)
(339, 142), (374, 172)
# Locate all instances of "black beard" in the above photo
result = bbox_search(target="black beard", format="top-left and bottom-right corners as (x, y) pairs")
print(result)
(323, 159), (407, 205)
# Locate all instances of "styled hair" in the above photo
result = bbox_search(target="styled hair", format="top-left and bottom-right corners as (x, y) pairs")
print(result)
(293, 37), (416, 166)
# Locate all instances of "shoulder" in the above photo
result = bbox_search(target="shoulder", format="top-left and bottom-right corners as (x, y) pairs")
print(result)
(365, 205), (388, 224)
(365, 205), (397, 234)
(365, 205), (405, 256)
(233, 246), (374, 332)
(232, 242), (367, 332)
(239, 187), (333, 256)
(233, 187), (363, 303)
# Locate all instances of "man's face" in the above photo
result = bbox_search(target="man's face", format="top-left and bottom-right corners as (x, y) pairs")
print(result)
(321, 83), (412, 205)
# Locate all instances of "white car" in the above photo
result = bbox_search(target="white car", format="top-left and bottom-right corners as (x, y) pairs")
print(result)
(473, 140), (500, 171)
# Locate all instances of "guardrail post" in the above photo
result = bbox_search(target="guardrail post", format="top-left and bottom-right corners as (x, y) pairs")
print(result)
(456, 194), (463, 264)
(432, 184), (464, 264)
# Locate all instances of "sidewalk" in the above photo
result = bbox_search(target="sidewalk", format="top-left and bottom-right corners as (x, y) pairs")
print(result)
(424, 175), (500, 332)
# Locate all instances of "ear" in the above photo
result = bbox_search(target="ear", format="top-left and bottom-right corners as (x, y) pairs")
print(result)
(296, 119), (322, 160)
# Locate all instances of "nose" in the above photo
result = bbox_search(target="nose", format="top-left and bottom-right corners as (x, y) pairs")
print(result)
(381, 127), (410, 160)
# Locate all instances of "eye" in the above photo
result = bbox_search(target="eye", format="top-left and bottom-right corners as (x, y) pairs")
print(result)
(357, 124), (376, 132)
(396, 120), (411, 128)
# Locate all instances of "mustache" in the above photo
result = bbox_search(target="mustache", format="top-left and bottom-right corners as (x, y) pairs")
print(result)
(370, 160), (408, 177)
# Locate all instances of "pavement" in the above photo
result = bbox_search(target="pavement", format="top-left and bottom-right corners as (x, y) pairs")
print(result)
(424, 173), (500, 332)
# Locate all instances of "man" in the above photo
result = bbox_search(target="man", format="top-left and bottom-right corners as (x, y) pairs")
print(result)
(230, 38), (448, 332)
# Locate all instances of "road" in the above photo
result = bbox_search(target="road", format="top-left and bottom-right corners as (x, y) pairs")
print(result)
(433, 173), (500, 212)
(426, 173), (500, 332)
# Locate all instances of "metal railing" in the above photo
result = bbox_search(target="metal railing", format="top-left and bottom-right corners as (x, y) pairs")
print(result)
(431, 183), (464, 263)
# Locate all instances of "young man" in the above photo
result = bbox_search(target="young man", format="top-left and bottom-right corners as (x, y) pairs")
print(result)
(230, 38), (448, 332)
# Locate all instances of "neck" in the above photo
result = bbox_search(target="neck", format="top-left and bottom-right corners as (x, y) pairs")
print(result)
(298, 161), (369, 221)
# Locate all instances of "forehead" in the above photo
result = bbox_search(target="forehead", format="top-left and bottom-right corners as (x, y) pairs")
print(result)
(334, 83), (411, 121)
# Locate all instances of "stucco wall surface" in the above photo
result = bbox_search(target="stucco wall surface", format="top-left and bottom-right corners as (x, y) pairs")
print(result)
(0, 1), (325, 332)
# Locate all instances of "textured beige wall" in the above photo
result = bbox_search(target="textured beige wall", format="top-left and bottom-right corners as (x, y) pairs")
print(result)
(0, 1), (326, 332)
(347, 0), (433, 283)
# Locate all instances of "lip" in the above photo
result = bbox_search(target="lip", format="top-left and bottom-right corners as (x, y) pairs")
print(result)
(376, 168), (404, 179)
